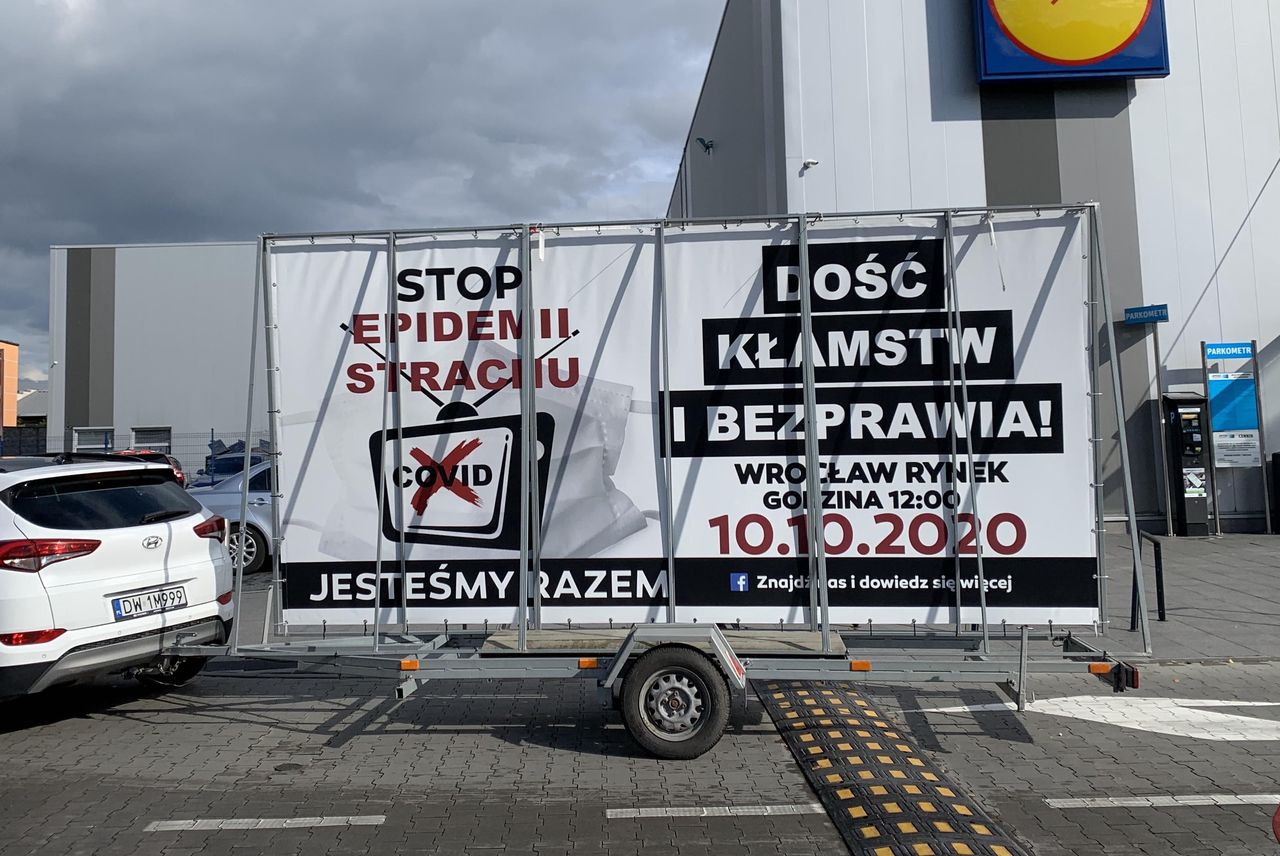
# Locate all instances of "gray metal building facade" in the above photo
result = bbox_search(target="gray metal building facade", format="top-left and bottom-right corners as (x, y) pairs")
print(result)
(47, 242), (266, 475)
(669, 0), (1280, 529)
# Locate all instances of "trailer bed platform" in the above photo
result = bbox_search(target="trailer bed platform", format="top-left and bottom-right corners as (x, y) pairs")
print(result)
(478, 628), (846, 656)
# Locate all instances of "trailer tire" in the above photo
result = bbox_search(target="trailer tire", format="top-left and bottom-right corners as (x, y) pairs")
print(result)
(621, 646), (729, 760)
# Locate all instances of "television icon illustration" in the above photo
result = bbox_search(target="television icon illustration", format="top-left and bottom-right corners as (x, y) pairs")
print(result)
(729, 572), (750, 593)
(370, 408), (554, 550)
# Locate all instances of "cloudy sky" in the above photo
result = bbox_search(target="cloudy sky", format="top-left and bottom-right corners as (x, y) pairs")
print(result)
(0, 0), (725, 382)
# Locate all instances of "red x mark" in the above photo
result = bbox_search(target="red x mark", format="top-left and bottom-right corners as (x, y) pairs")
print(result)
(408, 438), (483, 515)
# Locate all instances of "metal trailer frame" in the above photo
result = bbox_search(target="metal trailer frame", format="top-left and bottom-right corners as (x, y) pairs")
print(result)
(191, 203), (1147, 758)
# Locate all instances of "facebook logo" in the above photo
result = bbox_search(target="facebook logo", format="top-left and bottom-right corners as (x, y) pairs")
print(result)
(729, 572), (750, 593)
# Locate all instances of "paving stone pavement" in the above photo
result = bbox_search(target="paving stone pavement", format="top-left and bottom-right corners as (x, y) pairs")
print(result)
(869, 661), (1280, 856)
(0, 670), (844, 855)
(1100, 533), (1280, 660)
(4, 658), (1278, 855)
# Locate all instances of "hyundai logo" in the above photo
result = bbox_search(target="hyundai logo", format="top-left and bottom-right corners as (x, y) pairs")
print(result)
(142, 535), (163, 550)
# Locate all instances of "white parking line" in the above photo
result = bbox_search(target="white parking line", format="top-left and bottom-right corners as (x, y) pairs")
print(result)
(606, 803), (824, 819)
(145, 815), (385, 832)
(1047, 795), (1280, 809)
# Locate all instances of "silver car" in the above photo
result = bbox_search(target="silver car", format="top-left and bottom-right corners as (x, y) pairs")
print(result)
(189, 462), (272, 574)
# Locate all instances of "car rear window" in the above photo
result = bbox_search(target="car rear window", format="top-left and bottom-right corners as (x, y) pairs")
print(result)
(1, 470), (202, 530)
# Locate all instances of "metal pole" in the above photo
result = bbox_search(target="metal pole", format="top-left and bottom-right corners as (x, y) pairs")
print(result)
(1200, 342), (1224, 536)
(1086, 218), (1109, 631)
(516, 226), (532, 649)
(387, 233), (409, 634)
(1092, 206), (1151, 655)
(261, 238), (287, 637)
(1154, 323), (1173, 536)
(942, 216), (964, 638)
(526, 228), (543, 631)
(230, 238), (263, 656)
(795, 215), (829, 647)
(943, 211), (989, 654)
(257, 202), (1092, 244)
(1153, 539), (1166, 621)
(1017, 624), (1029, 712)
(656, 224), (678, 624)
(1252, 340), (1272, 534)
(371, 236), (394, 653)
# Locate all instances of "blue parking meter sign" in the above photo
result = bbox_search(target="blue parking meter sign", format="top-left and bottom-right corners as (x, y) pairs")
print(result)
(1123, 304), (1168, 326)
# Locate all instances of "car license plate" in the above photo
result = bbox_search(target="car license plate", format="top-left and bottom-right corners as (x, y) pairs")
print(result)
(112, 586), (187, 620)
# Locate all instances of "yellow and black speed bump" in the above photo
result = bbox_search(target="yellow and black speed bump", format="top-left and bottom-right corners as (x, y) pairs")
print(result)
(755, 680), (1030, 856)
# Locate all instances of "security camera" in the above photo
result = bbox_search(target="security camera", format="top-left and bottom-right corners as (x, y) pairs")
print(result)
(696, 137), (715, 154)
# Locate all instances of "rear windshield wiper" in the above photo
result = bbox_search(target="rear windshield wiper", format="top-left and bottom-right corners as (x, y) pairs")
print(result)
(139, 509), (190, 525)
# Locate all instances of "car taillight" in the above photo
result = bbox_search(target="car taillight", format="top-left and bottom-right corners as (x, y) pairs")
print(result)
(216, 590), (233, 605)
(0, 539), (101, 572)
(0, 628), (66, 646)
(194, 515), (227, 542)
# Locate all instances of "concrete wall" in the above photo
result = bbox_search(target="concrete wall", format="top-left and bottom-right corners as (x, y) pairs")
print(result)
(667, 0), (786, 219)
(1128, 0), (1280, 526)
(777, 0), (988, 213)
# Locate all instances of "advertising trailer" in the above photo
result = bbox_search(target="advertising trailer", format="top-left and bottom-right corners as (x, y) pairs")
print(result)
(260, 207), (1113, 633)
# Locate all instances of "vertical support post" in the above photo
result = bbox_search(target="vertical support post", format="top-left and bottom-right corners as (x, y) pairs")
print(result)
(371, 235), (394, 653)
(943, 211), (990, 653)
(1017, 624), (1029, 712)
(656, 223), (678, 623)
(1092, 206), (1151, 655)
(1128, 541), (1140, 632)
(1153, 539), (1166, 621)
(795, 215), (829, 649)
(231, 237), (263, 656)
(1154, 323), (1173, 536)
(527, 228), (543, 630)
(516, 226), (533, 649)
(1086, 215), (1109, 631)
(261, 238), (287, 637)
(1253, 340), (1272, 534)
(942, 215), (964, 637)
(386, 233), (408, 634)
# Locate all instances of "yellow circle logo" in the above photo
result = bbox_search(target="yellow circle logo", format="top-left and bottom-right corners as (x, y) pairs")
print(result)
(989, 0), (1152, 66)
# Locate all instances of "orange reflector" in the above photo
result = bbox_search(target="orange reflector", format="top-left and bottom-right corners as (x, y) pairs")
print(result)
(1088, 662), (1112, 675)
(850, 660), (872, 672)
(399, 658), (420, 671)
(578, 657), (599, 669)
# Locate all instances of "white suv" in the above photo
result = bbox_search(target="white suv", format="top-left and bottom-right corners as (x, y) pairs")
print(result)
(0, 456), (234, 697)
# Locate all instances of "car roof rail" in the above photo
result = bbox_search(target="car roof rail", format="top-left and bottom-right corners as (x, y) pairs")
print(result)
(36, 451), (153, 465)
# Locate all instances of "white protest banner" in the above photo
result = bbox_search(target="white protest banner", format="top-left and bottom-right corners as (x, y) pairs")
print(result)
(661, 212), (1095, 625)
(267, 211), (1098, 627)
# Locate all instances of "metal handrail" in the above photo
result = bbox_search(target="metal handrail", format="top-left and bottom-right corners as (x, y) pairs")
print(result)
(1130, 531), (1167, 631)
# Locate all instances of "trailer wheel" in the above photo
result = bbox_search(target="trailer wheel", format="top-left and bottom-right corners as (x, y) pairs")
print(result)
(621, 646), (729, 760)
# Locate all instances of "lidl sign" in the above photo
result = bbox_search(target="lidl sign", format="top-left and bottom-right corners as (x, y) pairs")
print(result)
(975, 0), (1170, 82)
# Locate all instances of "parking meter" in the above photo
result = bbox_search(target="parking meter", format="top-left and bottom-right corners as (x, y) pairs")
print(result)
(1163, 392), (1210, 536)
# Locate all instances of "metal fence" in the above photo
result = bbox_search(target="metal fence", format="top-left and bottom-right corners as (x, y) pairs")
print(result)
(57, 429), (271, 486)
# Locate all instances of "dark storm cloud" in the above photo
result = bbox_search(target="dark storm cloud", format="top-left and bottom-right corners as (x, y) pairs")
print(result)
(0, 0), (724, 378)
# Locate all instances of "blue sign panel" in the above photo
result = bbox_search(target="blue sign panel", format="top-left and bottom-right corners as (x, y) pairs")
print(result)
(1208, 375), (1259, 432)
(1123, 304), (1168, 325)
(975, 0), (1171, 83)
(1204, 342), (1254, 360)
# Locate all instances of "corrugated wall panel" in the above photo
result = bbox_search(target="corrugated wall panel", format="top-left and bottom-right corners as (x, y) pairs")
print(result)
(1130, 0), (1280, 519)
(781, 0), (986, 214)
